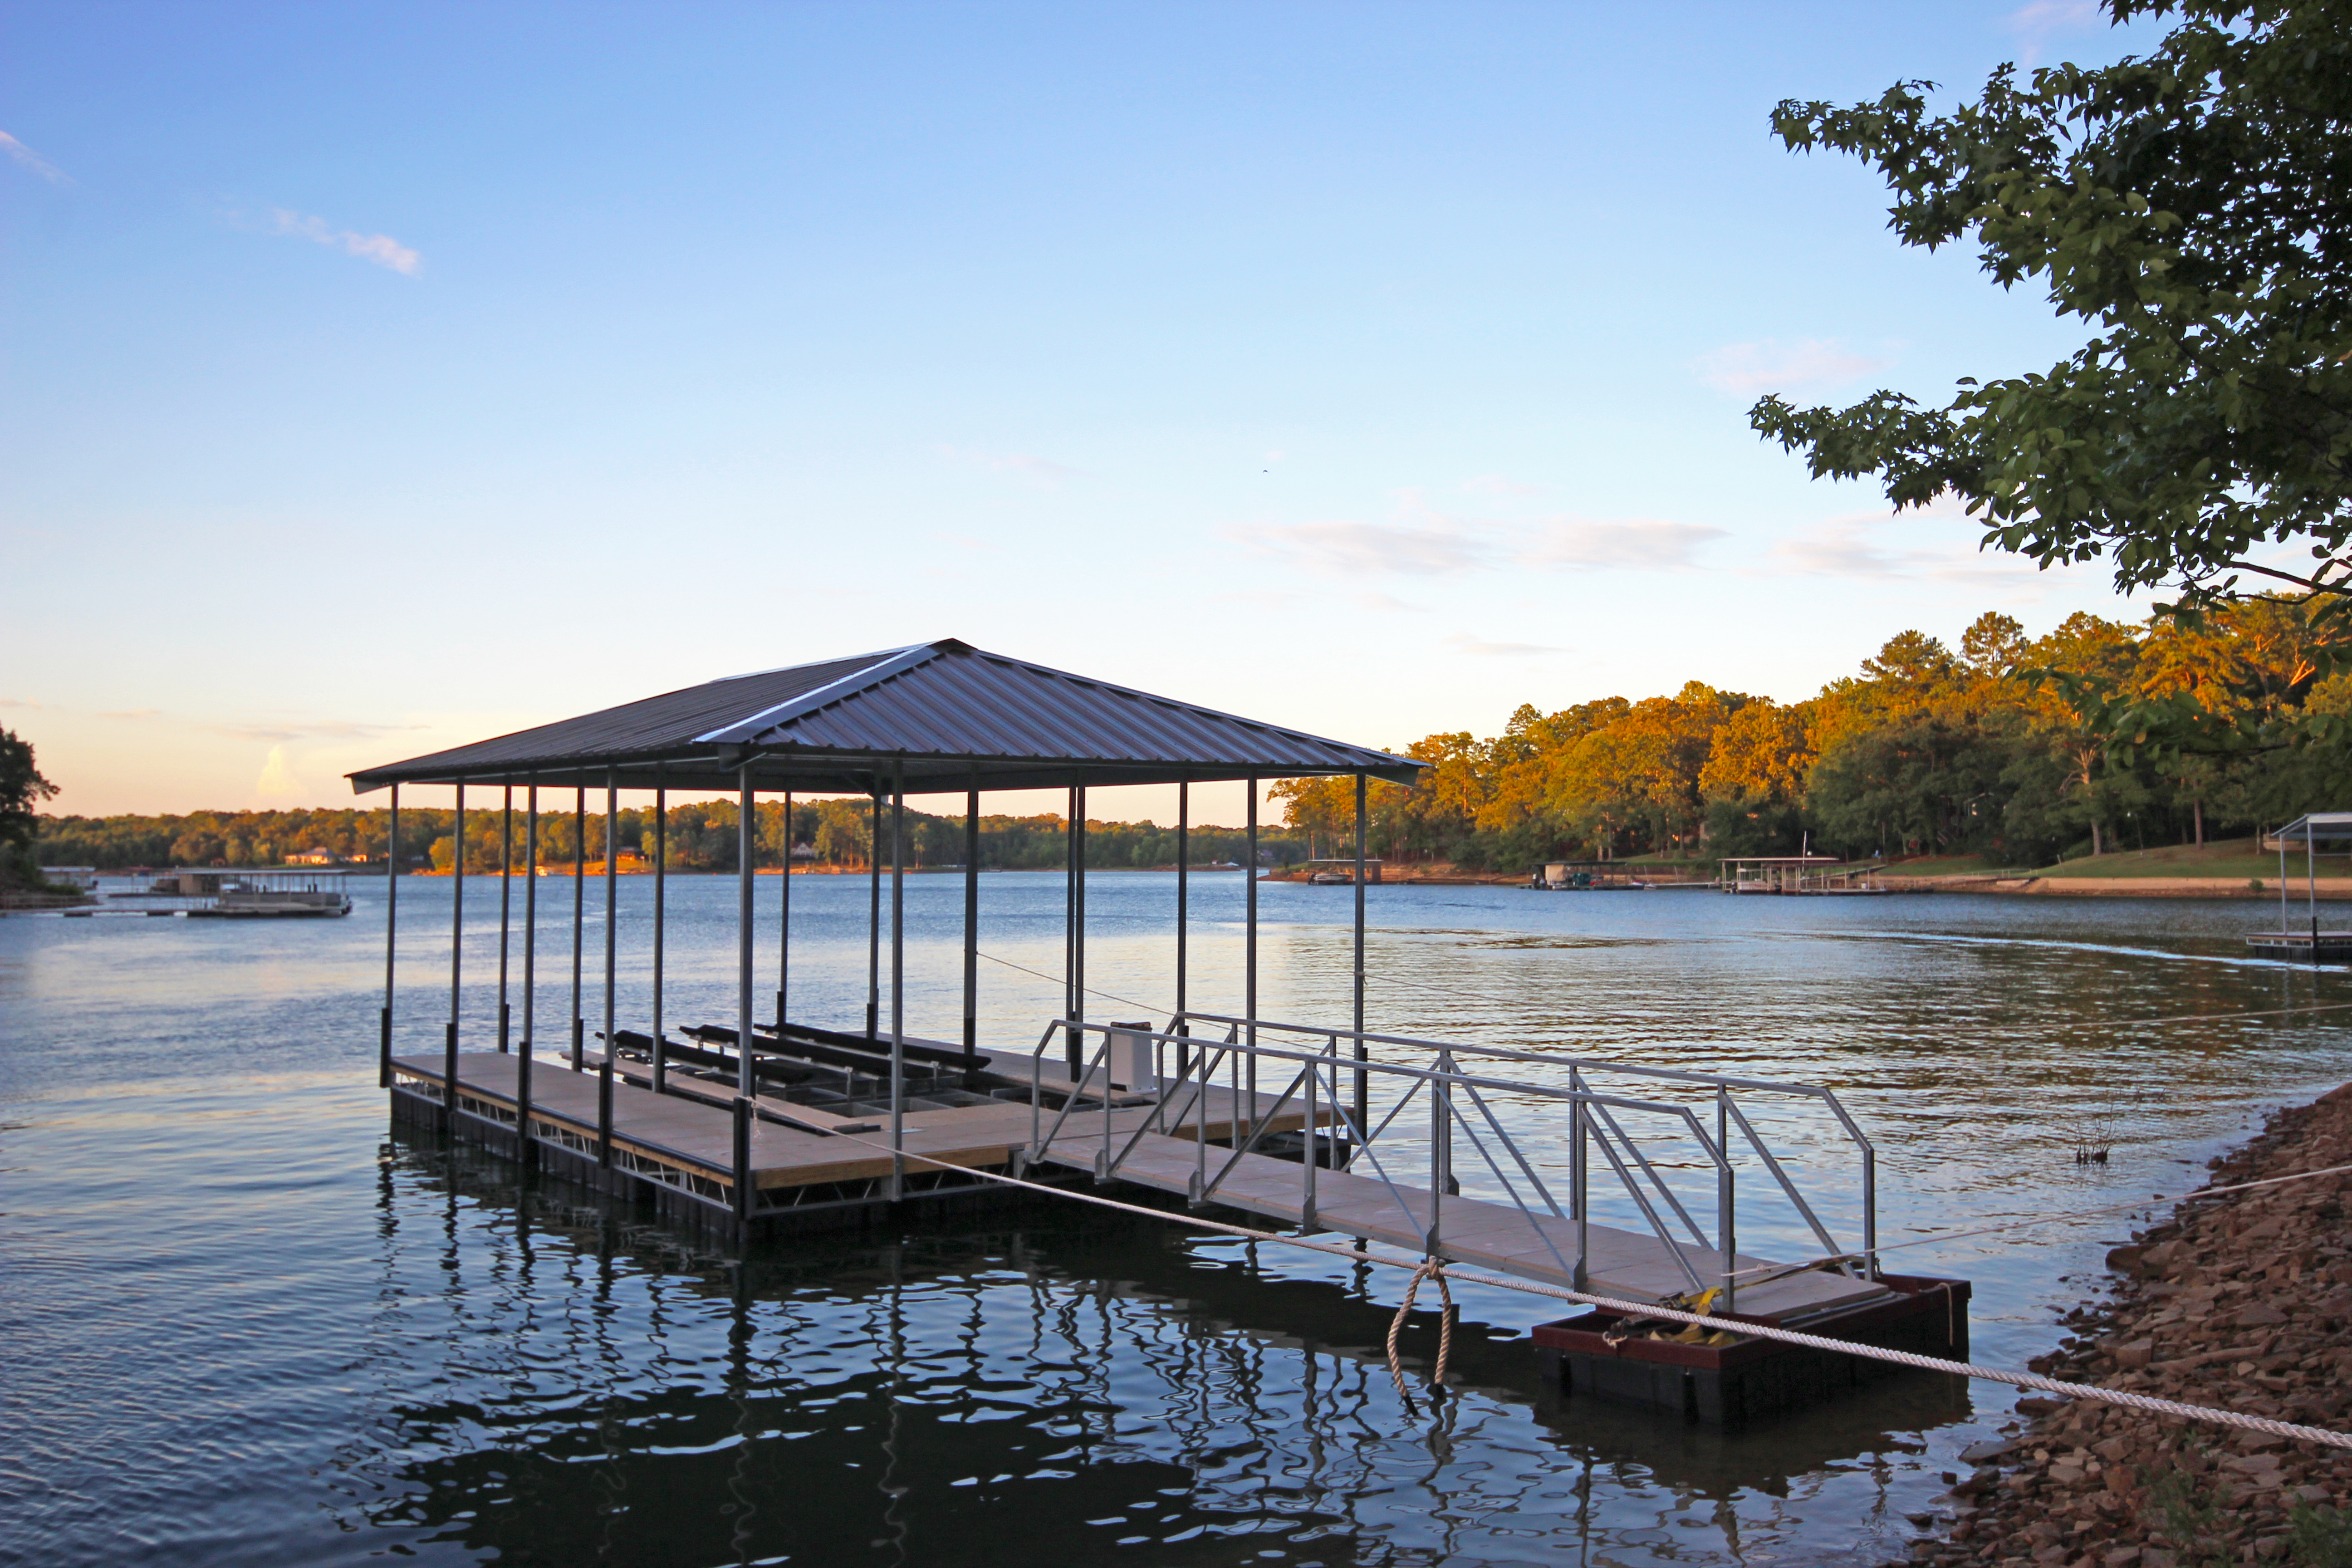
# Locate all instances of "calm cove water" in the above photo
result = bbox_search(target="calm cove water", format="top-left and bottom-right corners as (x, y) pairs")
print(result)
(3, 871), (2346, 1567)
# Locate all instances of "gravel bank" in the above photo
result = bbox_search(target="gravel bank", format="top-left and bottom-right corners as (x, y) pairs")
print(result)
(1898, 1087), (2352, 1567)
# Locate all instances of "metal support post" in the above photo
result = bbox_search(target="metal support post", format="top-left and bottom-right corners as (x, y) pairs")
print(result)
(1717, 1087), (1736, 1309)
(570, 787), (585, 1070)
(652, 770), (667, 1094)
(1065, 787), (1080, 1077)
(1427, 1048), (1450, 1253)
(1074, 785), (1087, 1063)
(1245, 778), (1257, 1102)
(738, 767), (755, 1097)
(381, 783), (398, 1089)
(866, 788), (882, 1040)
(1175, 777), (1189, 1045)
(732, 1095), (752, 1224)
(776, 789), (793, 1035)
(446, 781), (464, 1127)
(1352, 772), (1368, 1156)
(598, 1056), (613, 1168)
(603, 769), (618, 1081)
(889, 760), (906, 1200)
(962, 788), (980, 1071)
(1570, 1071), (1588, 1291)
(497, 788), (512, 1053)
(520, 779), (537, 1167)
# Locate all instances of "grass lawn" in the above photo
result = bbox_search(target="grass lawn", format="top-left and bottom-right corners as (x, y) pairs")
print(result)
(2029, 836), (2332, 881)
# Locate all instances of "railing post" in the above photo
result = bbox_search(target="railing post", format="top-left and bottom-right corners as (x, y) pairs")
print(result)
(1427, 1047), (1450, 1254)
(1571, 1072), (1588, 1292)
(1302, 1044), (1319, 1229)
(1717, 1087), (1735, 1310)
(1862, 1143), (1878, 1279)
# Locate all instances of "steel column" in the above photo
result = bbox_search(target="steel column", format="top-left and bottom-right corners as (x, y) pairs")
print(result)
(889, 760), (906, 1200)
(497, 787), (513, 1053)
(1175, 777), (1189, 1056)
(570, 787), (585, 1070)
(962, 788), (980, 1070)
(1245, 777), (1257, 1102)
(520, 779), (537, 1166)
(1352, 772), (1368, 1151)
(603, 769), (618, 1081)
(777, 789), (792, 1034)
(445, 782), (464, 1126)
(1074, 784), (1087, 1059)
(739, 766), (756, 1096)
(381, 783), (398, 1089)
(866, 788), (882, 1040)
(652, 770), (667, 1094)
(1065, 787), (1079, 1076)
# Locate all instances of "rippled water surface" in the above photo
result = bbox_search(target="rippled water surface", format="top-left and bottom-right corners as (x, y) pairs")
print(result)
(4, 872), (2347, 1567)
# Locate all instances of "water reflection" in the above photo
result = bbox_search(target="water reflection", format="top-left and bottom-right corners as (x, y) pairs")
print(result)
(353, 1131), (1968, 1566)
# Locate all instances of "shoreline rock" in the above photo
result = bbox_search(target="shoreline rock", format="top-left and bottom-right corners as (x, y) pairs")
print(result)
(1893, 1087), (2352, 1567)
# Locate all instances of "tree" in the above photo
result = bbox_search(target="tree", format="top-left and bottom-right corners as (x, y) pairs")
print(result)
(0, 728), (59, 888)
(1751, 1), (2352, 617)
(0, 728), (57, 851)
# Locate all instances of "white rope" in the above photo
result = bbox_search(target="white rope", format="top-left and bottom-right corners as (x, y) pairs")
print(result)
(784, 1115), (2352, 1451)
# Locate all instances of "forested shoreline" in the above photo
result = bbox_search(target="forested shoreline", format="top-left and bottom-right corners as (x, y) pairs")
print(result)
(31, 599), (2352, 877)
(1275, 599), (2352, 870)
(29, 799), (1305, 876)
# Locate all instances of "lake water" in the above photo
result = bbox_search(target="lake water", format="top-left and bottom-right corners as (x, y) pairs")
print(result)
(4, 872), (2346, 1567)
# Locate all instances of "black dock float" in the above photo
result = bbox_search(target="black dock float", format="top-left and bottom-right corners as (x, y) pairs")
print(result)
(1531, 1272), (1970, 1425)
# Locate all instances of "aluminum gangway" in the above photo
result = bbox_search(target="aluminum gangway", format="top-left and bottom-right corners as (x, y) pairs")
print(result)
(1014, 1013), (1890, 1323)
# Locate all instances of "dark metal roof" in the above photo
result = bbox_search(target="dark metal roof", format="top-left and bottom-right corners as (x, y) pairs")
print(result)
(348, 638), (1422, 795)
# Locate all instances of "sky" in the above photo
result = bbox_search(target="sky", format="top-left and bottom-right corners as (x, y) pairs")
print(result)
(2, 0), (2171, 824)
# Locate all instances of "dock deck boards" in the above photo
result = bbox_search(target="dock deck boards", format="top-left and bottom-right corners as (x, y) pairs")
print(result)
(392, 1049), (1884, 1318)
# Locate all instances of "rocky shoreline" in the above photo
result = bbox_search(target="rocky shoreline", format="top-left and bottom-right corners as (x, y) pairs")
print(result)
(1896, 1087), (2352, 1567)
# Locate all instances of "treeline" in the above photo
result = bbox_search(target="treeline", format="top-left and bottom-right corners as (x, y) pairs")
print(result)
(32, 799), (1309, 875)
(1274, 600), (2352, 868)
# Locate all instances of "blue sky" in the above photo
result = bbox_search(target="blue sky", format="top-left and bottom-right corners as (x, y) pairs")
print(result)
(4, 1), (2163, 820)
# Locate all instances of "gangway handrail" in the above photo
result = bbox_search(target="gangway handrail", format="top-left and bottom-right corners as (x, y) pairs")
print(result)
(1177, 1007), (1879, 1272)
(1024, 1017), (1742, 1300)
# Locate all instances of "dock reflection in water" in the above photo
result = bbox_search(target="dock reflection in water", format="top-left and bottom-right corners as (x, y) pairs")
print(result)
(363, 1134), (1963, 1566)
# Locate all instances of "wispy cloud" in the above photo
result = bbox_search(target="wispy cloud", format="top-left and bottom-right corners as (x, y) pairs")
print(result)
(1226, 518), (1495, 577)
(267, 209), (422, 276)
(933, 530), (1002, 552)
(0, 697), (39, 710)
(1447, 633), (1565, 658)
(1519, 518), (1726, 570)
(1353, 591), (1431, 615)
(0, 130), (69, 185)
(2008, 0), (2102, 63)
(96, 708), (163, 721)
(1462, 474), (1539, 496)
(1231, 490), (1725, 579)
(940, 446), (1084, 488)
(1766, 498), (2034, 584)
(205, 716), (413, 744)
(1696, 338), (1891, 395)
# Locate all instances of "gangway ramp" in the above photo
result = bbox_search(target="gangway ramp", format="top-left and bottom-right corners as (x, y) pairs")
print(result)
(1024, 1015), (1894, 1324)
(1028, 1132), (1885, 1321)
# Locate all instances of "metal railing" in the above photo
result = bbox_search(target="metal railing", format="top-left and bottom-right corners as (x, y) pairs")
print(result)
(1019, 1012), (1877, 1308)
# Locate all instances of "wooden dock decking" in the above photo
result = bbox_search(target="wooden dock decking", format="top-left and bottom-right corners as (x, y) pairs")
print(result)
(390, 1046), (1887, 1321)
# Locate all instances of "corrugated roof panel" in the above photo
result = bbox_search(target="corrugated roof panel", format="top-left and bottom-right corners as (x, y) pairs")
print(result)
(350, 638), (1419, 791)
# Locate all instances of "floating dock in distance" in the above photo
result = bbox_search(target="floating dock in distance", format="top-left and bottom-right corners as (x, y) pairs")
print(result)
(2247, 930), (2352, 962)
